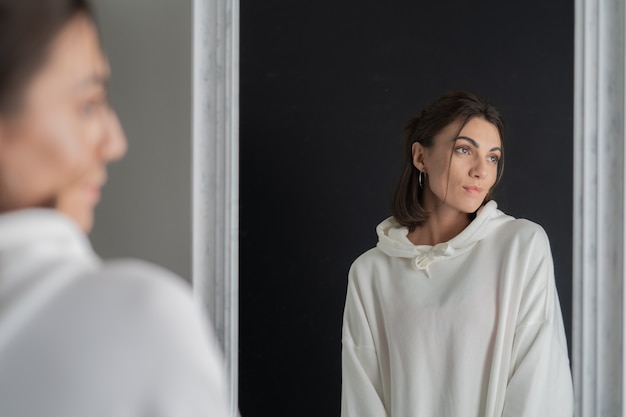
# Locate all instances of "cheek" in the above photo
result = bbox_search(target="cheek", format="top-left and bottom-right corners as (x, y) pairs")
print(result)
(38, 111), (90, 172)
(428, 167), (452, 196)
(428, 157), (453, 189)
(487, 164), (499, 186)
(2, 109), (93, 207)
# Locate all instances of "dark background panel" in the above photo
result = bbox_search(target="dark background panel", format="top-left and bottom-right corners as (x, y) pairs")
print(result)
(240, 2), (573, 416)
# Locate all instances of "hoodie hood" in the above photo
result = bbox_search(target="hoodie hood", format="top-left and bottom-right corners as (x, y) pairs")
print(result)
(0, 209), (101, 350)
(376, 201), (514, 277)
(0, 209), (100, 282)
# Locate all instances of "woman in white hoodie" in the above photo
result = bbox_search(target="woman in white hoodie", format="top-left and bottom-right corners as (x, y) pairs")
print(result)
(0, 1), (230, 416)
(341, 91), (573, 417)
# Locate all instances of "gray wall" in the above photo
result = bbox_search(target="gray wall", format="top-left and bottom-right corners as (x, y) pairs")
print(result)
(90, 1), (193, 281)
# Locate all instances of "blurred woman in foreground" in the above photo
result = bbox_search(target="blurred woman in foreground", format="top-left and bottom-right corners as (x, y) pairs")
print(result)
(0, 1), (230, 415)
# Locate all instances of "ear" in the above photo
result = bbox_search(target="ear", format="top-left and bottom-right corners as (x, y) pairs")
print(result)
(411, 142), (427, 172)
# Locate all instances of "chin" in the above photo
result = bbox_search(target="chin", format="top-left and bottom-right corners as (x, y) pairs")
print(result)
(456, 200), (484, 215)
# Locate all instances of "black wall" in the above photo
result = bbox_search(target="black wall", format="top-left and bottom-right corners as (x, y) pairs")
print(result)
(240, 2), (573, 416)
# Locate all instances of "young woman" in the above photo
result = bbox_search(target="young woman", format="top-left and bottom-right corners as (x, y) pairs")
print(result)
(341, 91), (573, 417)
(0, 1), (229, 416)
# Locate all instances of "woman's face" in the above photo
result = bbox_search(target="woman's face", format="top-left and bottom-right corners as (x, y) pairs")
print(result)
(412, 117), (502, 216)
(0, 14), (126, 232)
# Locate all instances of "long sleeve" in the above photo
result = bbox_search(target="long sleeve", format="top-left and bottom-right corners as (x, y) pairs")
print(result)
(501, 233), (573, 417)
(341, 264), (389, 417)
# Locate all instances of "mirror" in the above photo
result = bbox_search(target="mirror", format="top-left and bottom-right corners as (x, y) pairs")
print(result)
(239, 1), (573, 416)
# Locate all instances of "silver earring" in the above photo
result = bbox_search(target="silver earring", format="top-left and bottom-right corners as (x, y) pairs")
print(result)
(418, 171), (424, 189)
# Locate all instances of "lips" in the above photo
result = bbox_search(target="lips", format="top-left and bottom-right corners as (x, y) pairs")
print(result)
(463, 185), (483, 195)
(84, 175), (106, 204)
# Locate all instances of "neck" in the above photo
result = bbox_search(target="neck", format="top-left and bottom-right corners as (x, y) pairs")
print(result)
(407, 191), (472, 246)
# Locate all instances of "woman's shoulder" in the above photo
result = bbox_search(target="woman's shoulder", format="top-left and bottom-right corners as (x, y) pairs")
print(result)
(72, 258), (196, 320)
(475, 202), (549, 244)
(12, 257), (201, 344)
(491, 210), (550, 243)
(479, 201), (539, 232)
(347, 247), (397, 288)
(99, 259), (191, 295)
(0, 258), (227, 417)
(485, 213), (553, 262)
(35, 258), (212, 368)
(350, 247), (389, 269)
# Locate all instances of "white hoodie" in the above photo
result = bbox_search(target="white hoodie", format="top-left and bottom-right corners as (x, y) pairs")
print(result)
(342, 201), (573, 417)
(0, 209), (230, 417)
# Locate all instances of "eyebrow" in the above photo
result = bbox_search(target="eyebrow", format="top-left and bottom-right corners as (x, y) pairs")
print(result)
(75, 73), (110, 91)
(453, 136), (502, 153)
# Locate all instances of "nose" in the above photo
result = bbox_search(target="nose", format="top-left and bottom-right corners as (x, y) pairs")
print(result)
(469, 157), (487, 179)
(99, 107), (127, 163)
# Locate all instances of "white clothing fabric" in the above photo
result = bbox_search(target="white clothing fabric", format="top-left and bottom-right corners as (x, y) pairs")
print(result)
(342, 201), (573, 417)
(0, 209), (230, 417)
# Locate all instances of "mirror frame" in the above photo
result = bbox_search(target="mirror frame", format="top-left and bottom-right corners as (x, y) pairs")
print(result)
(192, 0), (626, 415)
(573, 0), (626, 415)
(192, 0), (240, 416)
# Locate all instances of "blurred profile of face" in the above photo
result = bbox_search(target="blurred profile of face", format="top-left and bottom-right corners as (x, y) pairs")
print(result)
(0, 14), (127, 232)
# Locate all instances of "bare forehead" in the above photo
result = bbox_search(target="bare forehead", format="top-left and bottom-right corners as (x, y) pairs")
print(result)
(458, 118), (501, 146)
(42, 14), (109, 89)
(437, 117), (501, 149)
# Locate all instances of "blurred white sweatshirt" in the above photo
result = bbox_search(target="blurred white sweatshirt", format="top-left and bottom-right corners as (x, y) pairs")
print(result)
(0, 209), (230, 417)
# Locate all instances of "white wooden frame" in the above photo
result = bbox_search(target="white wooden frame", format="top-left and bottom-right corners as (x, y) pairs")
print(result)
(574, 0), (626, 415)
(192, 0), (239, 416)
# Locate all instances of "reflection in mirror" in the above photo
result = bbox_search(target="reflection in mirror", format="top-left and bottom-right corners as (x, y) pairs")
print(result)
(240, 1), (573, 416)
(342, 92), (572, 416)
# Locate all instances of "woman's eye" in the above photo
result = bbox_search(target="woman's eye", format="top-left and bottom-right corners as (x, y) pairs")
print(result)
(80, 103), (97, 116)
(80, 96), (108, 117)
(455, 146), (469, 155)
(488, 155), (500, 163)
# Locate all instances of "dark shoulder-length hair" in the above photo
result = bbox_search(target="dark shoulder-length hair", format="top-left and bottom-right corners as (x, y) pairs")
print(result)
(0, 0), (93, 113)
(391, 91), (505, 231)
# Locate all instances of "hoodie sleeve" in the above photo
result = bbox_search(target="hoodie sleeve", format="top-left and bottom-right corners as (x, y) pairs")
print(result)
(501, 230), (573, 417)
(341, 263), (389, 417)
